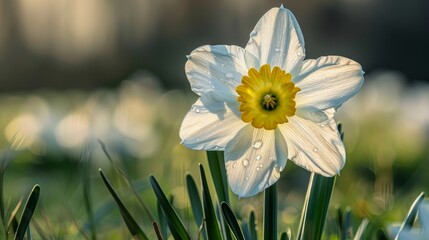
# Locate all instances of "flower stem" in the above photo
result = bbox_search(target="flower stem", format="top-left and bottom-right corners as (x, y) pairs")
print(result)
(264, 182), (277, 240)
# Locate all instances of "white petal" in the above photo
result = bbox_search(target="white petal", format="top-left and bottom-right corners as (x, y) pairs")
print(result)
(295, 56), (364, 111)
(245, 7), (305, 74)
(185, 45), (259, 102)
(296, 107), (335, 123)
(179, 94), (245, 150)
(279, 116), (345, 176)
(225, 125), (288, 197)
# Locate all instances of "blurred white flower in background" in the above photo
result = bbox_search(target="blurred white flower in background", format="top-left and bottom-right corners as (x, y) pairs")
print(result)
(338, 71), (429, 163)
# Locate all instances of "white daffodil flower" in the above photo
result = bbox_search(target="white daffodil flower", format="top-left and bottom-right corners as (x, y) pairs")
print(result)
(180, 6), (364, 197)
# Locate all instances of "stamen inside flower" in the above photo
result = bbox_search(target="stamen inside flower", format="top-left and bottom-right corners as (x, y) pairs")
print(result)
(236, 64), (300, 130)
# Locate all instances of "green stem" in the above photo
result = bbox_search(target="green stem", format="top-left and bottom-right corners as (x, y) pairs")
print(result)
(264, 182), (277, 240)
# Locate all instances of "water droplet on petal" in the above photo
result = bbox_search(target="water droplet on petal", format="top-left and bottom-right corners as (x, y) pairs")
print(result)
(297, 51), (301, 56)
(252, 140), (263, 149)
(221, 63), (224, 67)
(259, 164), (263, 168)
(320, 124), (325, 128)
(243, 158), (249, 167)
(256, 167), (260, 171)
(256, 155), (261, 161)
(275, 47), (280, 52)
(245, 176), (250, 181)
(313, 147), (319, 152)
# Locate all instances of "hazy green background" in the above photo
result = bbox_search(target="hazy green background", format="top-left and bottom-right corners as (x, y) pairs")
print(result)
(0, 0), (428, 238)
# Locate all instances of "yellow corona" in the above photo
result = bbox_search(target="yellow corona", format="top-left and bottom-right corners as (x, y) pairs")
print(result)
(236, 64), (300, 130)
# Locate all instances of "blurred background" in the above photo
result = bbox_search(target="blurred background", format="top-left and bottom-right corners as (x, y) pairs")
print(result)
(0, 0), (429, 238)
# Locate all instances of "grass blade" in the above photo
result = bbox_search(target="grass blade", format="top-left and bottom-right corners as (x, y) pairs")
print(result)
(99, 169), (149, 240)
(6, 199), (23, 237)
(156, 200), (168, 239)
(297, 173), (336, 240)
(206, 151), (229, 204)
(199, 164), (222, 240)
(81, 142), (96, 240)
(342, 207), (353, 240)
(263, 183), (277, 240)
(186, 174), (206, 240)
(150, 175), (191, 240)
(280, 231), (289, 240)
(249, 211), (257, 240)
(221, 202), (244, 240)
(395, 192), (425, 239)
(98, 140), (155, 222)
(14, 184), (40, 240)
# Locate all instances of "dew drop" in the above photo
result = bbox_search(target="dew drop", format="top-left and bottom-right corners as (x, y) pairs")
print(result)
(225, 73), (234, 78)
(259, 164), (263, 168)
(243, 158), (249, 167)
(256, 155), (261, 161)
(297, 51), (301, 56)
(221, 63), (225, 67)
(320, 124), (325, 128)
(256, 167), (260, 171)
(274, 47), (280, 52)
(313, 147), (319, 152)
(252, 140), (263, 149)
(245, 176), (250, 181)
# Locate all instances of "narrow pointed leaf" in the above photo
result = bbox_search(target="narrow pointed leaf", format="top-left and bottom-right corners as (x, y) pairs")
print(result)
(241, 223), (251, 240)
(280, 232), (289, 240)
(221, 202), (244, 240)
(249, 211), (257, 240)
(206, 152), (232, 239)
(81, 142), (96, 240)
(298, 173), (336, 240)
(263, 183), (277, 240)
(186, 174), (206, 240)
(395, 192), (425, 239)
(206, 151), (229, 204)
(342, 207), (353, 240)
(98, 140), (155, 221)
(150, 175), (191, 240)
(6, 199), (23, 237)
(199, 164), (222, 240)
(156, 201), (168, 240)
(14, 185), (40, 240)
(353, 219), (369, 240)
(99, 169), (148, 240)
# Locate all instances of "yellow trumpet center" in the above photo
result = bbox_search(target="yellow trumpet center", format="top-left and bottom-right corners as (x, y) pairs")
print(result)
(236, 64), (300, 130)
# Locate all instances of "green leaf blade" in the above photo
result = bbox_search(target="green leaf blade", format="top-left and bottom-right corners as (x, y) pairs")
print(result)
(206, 151), (229, 204)
(298, 173), (336, 240)
(99, 169), (149, 240)
(186, 174), (206, 240)
(221, 202), (244, 240)
(199, 164), (223, 240)
(150, 175), (191, 240)
(14, 184), (40, 240)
